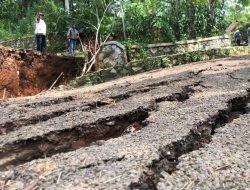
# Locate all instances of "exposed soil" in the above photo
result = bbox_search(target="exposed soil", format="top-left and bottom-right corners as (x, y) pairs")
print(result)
(0, 45), (84, 98)
(0, 53), (249, 190)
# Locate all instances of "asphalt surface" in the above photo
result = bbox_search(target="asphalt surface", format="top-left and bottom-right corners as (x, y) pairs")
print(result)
(0, 55), (249, 190)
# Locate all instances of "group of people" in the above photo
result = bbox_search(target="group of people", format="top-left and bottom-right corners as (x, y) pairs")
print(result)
(34, 12), (79, 56)
(235, 28), (250, 46)
(35, 12), (250, 55)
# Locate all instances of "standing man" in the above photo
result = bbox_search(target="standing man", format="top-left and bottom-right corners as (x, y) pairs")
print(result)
(35, 12), (46, 52)
(67, 25), (79, 56)
(234, 30), (242, 46)
(247, 27), (250, 47)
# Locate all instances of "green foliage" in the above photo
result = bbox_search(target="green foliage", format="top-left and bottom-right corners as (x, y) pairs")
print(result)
(1, 0), (230, 44)
(0, 23), (12, 40)
(123, 0), (228, 43)
(226, 0), (250, 42)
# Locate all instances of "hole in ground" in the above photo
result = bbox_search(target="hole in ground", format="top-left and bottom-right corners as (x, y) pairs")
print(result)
(0, 47), (84, 98)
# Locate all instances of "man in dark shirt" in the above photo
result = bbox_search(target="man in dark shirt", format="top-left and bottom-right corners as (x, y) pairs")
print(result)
(234, 30), (242, 46)
(67, 25), (79, 56)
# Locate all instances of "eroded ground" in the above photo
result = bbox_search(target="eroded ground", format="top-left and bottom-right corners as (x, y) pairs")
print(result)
(0, 45), (83, 98)
(0, 55), (249, 190)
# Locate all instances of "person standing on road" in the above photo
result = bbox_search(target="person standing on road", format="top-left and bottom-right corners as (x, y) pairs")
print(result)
(234, 29), (242, 46)
(35, 12), (46, 52)
(67, 25), (79, 56)
(247, 27), (250, 47)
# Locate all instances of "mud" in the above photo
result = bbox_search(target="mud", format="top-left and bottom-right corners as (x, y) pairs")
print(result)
(0, 46), (83, 98)
(0, 54), (249, 190)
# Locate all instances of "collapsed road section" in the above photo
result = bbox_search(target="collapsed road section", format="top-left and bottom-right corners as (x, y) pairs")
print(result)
(0, 55), (249, 189)
(0, 45), (84, 98)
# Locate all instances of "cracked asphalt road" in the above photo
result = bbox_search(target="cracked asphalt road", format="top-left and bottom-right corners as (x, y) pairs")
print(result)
(0, 55), (249, 190)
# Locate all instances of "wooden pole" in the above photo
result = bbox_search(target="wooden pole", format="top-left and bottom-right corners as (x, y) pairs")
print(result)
(49, 72), (64, 90)
(2, 88), (6, 100)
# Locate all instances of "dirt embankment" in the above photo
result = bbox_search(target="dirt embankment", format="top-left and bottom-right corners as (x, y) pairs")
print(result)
(0, 45), (84, 98)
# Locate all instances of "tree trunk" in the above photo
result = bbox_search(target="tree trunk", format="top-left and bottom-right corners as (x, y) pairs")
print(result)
(65, 0), (70, 15)
(120, 2), (127, 40)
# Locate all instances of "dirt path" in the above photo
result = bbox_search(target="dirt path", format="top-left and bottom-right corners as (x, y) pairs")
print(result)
(0, 55), (249, 190)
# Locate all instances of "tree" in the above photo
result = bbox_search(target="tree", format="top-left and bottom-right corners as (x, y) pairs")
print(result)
(1, 0), (231, 47)
(65, 0), (70, 14)
(81, 1), (114, 76)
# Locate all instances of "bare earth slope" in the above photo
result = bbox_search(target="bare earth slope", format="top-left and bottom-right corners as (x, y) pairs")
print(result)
(0, 46), (82, 98)
(0, 55), (249, 190)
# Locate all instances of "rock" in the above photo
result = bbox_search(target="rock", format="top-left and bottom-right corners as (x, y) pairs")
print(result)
(0, 171), (14, 180)
(11, 181), (24, 189)
(31, 160), (57, 176)
(105, 121), (116, 126)
(132, 67), (143, 72)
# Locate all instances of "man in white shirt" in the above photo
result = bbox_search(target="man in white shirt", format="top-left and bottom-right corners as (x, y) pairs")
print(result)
(35, 12), (46, 52)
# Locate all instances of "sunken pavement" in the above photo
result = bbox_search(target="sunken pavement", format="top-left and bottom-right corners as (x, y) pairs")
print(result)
(0, 55), (249, 190)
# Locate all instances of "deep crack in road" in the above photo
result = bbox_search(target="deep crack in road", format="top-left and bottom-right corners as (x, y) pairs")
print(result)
(0, 55), (249, 190)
